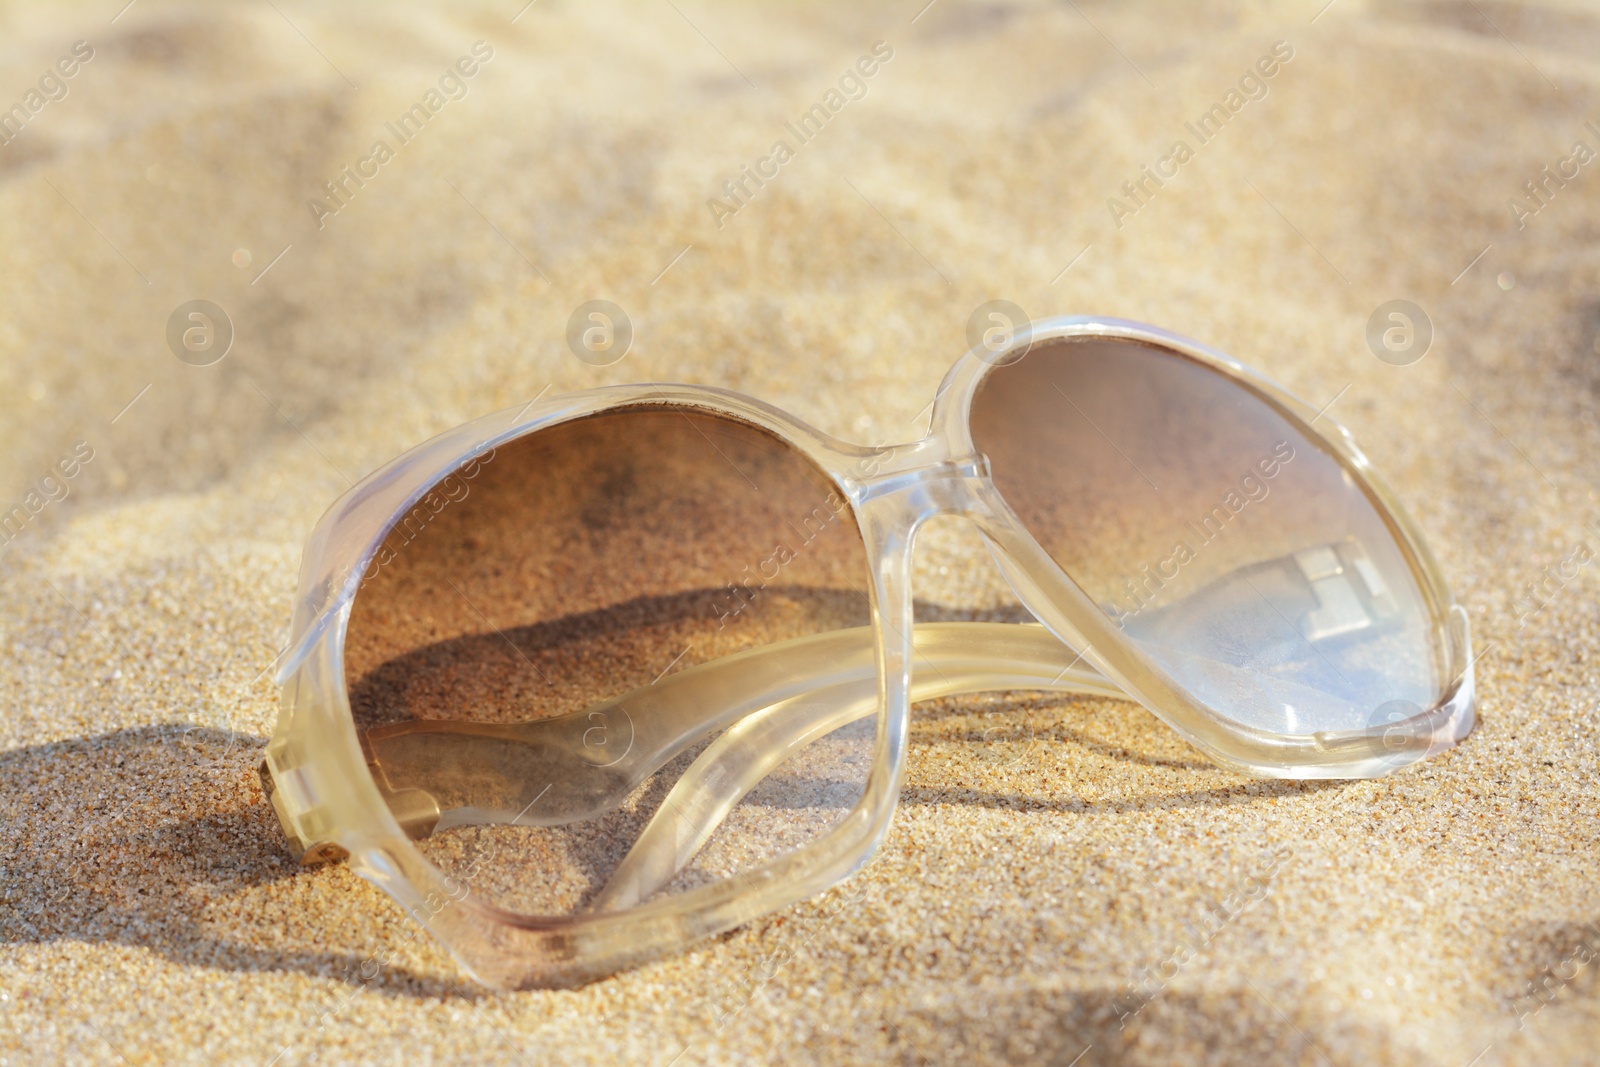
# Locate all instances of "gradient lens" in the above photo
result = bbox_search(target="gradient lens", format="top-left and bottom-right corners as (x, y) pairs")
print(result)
(969, 337), (1447, 737)
(343, 406), (874, 916)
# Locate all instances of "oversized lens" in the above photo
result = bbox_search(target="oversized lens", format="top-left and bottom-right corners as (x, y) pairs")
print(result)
(343, 406), (874, 916)
(969, 337), (1448, 738)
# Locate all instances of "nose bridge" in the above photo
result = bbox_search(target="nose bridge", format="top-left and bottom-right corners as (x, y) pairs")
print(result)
(849, 444), (992, 521)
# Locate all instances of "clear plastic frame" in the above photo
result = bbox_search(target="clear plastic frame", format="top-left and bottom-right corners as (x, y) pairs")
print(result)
(260, 316), (1476, 989)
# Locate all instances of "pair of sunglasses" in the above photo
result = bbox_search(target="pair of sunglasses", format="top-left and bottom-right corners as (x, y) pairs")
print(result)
(259, 316), (1475, 989)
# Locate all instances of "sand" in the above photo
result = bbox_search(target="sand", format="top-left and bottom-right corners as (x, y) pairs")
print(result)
(3, 0), (1600, 1063)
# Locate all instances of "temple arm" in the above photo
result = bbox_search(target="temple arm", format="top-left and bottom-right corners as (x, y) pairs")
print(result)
(364, 622), (1119, 838)
(588, 636), (1123, 911)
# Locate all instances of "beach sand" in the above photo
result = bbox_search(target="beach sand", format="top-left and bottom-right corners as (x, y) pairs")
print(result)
(2, 0), (1599, 1063)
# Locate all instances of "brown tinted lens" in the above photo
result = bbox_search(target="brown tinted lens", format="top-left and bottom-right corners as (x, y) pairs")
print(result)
(344, 406), (873, 915)
(970, 337), (1446, 737)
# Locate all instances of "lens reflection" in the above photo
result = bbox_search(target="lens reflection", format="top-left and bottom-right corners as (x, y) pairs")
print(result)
(970, 337), (1444, 736)
(344, 406), (874, 916)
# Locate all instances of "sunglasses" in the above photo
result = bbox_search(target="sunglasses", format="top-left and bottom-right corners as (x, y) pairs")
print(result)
(259, 316), (1476, 989)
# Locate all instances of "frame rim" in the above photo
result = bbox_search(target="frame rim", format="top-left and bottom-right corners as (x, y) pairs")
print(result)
(264, 384), (917, 988)
(928, 315), (1474, 777)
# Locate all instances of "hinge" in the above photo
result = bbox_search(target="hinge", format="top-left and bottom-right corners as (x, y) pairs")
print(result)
(259, 759), (349, 863)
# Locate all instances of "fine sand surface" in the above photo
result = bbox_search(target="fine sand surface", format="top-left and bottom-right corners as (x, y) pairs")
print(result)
(3, 1), (1600, 1063)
